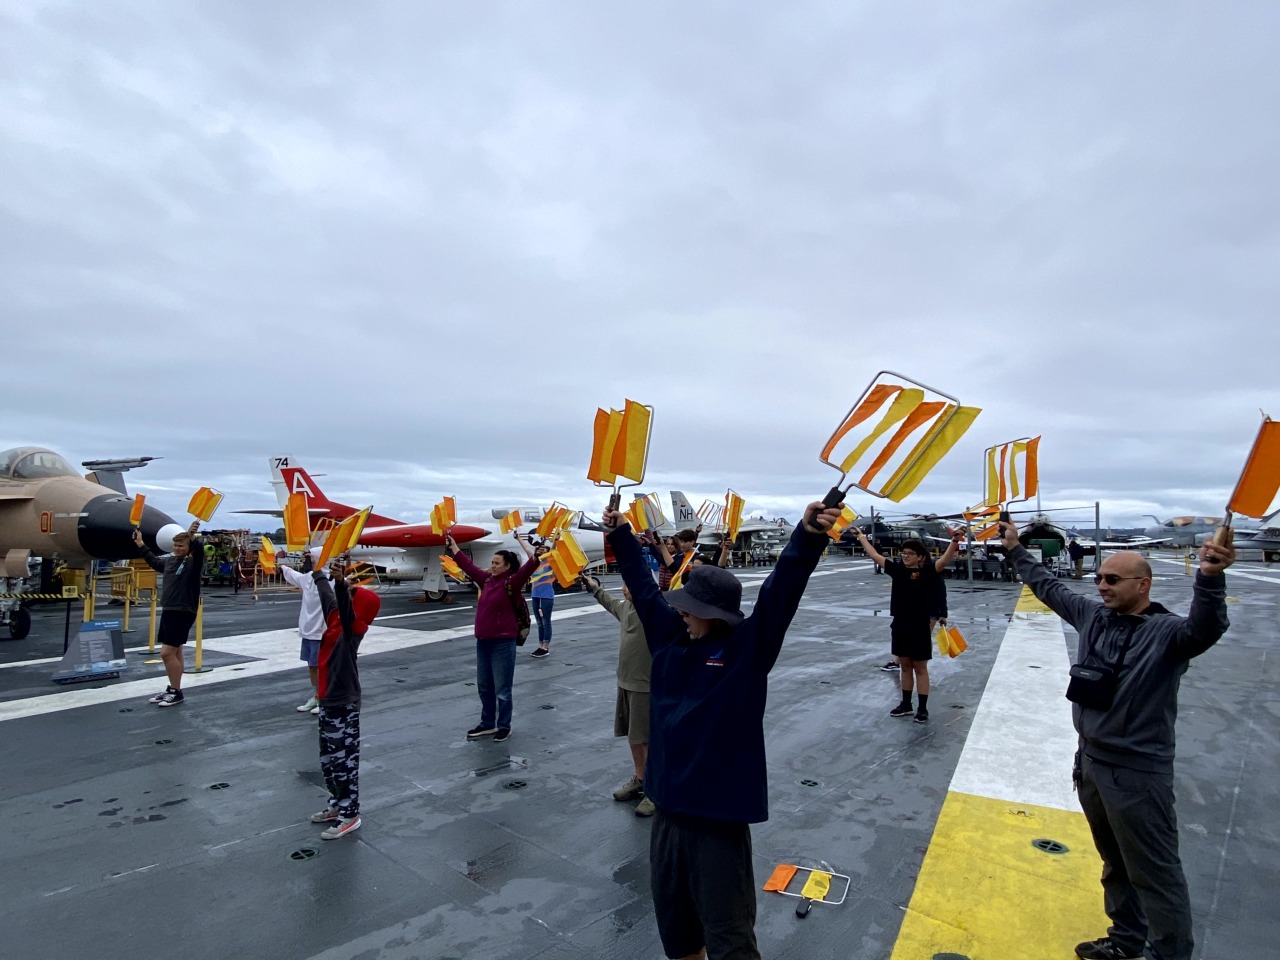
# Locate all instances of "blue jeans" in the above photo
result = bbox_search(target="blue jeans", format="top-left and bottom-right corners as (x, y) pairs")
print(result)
(532, 596), (554, 645)
(476, 637), (516, 729)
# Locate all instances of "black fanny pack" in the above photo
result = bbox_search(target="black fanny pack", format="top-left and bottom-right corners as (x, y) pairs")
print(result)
(1066, 622), (1135, 710)
(1067, 663), (1120, 710)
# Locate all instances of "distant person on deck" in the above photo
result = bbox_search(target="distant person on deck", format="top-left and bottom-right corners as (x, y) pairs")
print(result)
(1069, 537), (1087, 579)
(998, 517), (1234, 960)
(134, 521), (203, 708)
(278, 550), (328, 716)
(856, 529), (961, 723)
(603, 498), (842, 960)
(520, 539), (556, 658)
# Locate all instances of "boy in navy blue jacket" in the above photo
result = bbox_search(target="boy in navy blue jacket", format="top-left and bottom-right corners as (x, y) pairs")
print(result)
(603, 499), (841, 960)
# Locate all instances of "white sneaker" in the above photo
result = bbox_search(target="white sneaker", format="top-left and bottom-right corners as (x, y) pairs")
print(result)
(310, 705), (320, 715)
(297, 696), (319, 713)
(321, 816), (362, 840)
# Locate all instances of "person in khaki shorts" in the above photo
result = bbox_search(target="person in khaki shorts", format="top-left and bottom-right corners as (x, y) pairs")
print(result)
(582, 572), (654, 817)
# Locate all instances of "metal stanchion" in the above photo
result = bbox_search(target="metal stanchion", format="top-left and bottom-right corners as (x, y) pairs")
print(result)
(185, 596), (212, 674)
(83, 572), (96, 621)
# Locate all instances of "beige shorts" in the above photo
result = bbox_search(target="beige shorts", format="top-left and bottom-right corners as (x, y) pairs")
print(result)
(614, 688), (650, 745)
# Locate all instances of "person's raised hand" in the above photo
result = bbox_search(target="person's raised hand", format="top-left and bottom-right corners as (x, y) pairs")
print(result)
(602, 506), (624, 531)
(1199, 539), (1236, 574)
(997, 519), (1021, 550)
(802, 502), (842, 534)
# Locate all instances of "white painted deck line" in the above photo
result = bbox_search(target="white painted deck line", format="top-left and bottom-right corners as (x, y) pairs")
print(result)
(1149, 557), (1280, 585)
(948, 610), (1081, 812)
(0, 564), (848, 723)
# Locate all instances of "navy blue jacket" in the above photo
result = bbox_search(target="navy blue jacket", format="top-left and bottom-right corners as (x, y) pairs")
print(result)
(607, 521), (828, 823)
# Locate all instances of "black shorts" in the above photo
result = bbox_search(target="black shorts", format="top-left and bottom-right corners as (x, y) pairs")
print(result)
(650, 809), (758, 959)
(158, 609), (197, 647)
(890, 618), (932, 661)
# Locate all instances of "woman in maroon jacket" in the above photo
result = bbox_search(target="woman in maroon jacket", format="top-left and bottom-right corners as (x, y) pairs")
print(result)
(445, 534), (539, 743)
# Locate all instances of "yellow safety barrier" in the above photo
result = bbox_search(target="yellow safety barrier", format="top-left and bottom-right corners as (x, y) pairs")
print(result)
(185, 597), (212, 674)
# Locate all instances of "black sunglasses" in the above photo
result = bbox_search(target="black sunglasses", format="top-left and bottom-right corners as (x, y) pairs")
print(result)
(1093, 573), (1146, 585)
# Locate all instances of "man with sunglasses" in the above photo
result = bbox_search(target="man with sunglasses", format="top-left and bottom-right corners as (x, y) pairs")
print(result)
(998, 519), (1235, 960)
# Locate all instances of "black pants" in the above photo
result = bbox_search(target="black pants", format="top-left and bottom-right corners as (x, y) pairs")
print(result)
(318, 701), (361, 819)
(1078, 754), (1192, 960)
(650, 809), (760, 960)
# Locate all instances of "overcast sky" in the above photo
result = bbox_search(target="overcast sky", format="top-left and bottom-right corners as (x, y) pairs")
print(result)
(3, 1), (1277, 533)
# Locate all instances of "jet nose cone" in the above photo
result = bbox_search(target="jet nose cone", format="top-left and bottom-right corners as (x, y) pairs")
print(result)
(78, 495), (182, 561)
(154, 523), (184, 554)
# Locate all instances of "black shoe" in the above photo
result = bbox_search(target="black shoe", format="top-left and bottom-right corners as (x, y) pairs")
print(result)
(889, 703), (913, 718)
(1075, 937), (1143, 960)
(156, 690), (184, 708)
(466, 725), (498, 740)
(914, 708), (929, 724)
(530, 648), (549, 658)
(148, 686), (176, 704)
(493, 728), (511, 743)
(879, 660), (900, 671)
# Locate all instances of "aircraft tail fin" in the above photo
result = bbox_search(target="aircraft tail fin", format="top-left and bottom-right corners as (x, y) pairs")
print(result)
(670, 491), (699, 529)
(268, 456), (403, 527)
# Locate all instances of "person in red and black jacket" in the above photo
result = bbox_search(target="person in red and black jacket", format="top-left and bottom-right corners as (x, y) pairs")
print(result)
(445, 533), (539, 744)
(308, 561), (378, 840)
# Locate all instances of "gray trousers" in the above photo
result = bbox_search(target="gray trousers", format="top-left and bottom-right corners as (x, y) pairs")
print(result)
(1078, 754), (1192, 960)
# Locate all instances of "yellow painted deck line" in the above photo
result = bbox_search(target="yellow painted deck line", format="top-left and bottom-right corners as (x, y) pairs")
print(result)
(891, 586), (1107, 958)
(889, 793), (1109, 959)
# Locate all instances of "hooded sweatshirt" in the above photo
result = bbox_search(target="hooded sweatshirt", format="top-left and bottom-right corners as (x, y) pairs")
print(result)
(607, 520), (828, 823)
(1011, 546), (1229, 773)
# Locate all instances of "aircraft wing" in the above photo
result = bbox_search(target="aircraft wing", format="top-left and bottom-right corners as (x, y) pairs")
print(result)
(0, 490), (35, 501)
(233, 507), (330, 518)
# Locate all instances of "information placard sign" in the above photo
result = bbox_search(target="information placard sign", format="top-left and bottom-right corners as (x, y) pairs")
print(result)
(52, 619), (127, 684)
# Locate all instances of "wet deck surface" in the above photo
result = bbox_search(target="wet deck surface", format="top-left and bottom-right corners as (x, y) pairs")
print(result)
(3, 556), (1277, 959)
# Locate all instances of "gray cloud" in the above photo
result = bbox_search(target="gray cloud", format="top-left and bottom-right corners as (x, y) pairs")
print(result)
(3, 1), (1277, 532)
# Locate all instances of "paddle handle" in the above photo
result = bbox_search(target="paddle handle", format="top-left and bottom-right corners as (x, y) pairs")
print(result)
(808, 485), (845, 529)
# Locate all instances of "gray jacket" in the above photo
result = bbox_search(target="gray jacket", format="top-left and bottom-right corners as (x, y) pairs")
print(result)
(1012, 546), (1229, 773)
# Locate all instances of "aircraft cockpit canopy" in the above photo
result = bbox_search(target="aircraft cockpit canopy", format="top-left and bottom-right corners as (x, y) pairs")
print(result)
(0, 447), (78, 480)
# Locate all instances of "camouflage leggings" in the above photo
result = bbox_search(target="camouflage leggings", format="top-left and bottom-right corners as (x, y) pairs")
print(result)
(318, 701), (361, 818)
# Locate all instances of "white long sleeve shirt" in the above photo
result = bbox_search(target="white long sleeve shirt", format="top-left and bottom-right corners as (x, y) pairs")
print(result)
(279, 564), (328, 641)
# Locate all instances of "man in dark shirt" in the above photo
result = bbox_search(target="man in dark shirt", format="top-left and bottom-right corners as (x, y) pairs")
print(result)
(603, 499), (841, 960)
(855, 530), (961, 723)
(134, 520), (202, 707)
(1068, 537), (1087, 579)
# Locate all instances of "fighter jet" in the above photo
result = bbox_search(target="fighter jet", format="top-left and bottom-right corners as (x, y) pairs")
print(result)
(0, 447), (184, 639)
(0, 447), (183, 567)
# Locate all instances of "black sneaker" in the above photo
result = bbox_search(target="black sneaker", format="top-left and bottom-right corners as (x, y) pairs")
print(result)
(530, 648), (549, 658)
(149, 686), (176, 704)
(493, 728), (511, 743)
(889, 703), (913, 718)
(914, 708), (929, 724)
(879, 660), (900, 671)
(466, 725), (498, 740)
(156, 690), (184, 708)
(1075, 938), (1143, 960)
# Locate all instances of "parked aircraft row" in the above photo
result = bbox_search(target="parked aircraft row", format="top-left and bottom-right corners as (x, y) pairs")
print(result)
(3, 443), (1276, 638)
